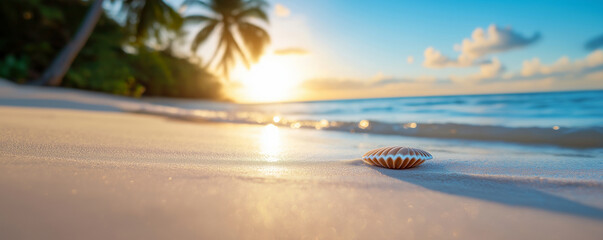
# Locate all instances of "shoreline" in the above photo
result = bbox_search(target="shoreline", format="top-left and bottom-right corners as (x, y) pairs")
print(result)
(2, 81), (602, 149)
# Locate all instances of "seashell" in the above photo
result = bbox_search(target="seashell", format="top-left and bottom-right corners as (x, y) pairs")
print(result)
(362, 146), (432, 169)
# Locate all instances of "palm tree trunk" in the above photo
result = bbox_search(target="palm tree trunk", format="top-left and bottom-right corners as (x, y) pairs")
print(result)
(30, 0), (104, 86)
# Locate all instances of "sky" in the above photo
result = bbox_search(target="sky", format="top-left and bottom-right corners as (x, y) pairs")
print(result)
(171, 0), (603, 103)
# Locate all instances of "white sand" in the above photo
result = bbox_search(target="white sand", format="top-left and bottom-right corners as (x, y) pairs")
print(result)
(1, 82), (602, 239)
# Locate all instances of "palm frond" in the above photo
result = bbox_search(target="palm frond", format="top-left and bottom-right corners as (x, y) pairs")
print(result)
(235, 6), (268, 23)
(219, 38), (235, 78)
(134, 0), (152, 42)
(182, 0), (213, 11)
(122, 0), (182, 44)
(184, 0), (271, 79)
(243, 0), (268, 8)
(226, 31), (250, 68)
(206, 26), (226, 68)
(237, 21), (270, 62)
(191, 20), (219, 52)
(184, 15), (217, 24)
(160, 1), (184, 29)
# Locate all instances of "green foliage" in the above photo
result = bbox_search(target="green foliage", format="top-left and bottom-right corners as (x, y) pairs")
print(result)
(120, 0), (183, 45)
(0, 55), (30, 83)
(65, 52), (144, 97)
(0, 0), (223, 100)
(62, 9), (146, 97)
(122, 47), (222, 99)
(145, 51), (223, 99)
(0, 0), (79, 78)
(128, 48), (175, 91)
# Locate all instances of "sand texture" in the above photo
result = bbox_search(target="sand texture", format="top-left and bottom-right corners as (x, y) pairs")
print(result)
(1, 83), (602, 239)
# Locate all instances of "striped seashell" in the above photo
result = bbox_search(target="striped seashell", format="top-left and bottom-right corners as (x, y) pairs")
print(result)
(362, 146), (432, 169)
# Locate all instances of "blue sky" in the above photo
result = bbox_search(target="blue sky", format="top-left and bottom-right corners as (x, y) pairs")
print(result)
(165, 0), (603, 102)
(275, 0), (602, 77)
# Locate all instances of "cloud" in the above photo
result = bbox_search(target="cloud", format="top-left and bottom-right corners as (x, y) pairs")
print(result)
(521, 50), (603, 77)
(407, 56), (414, 64)
(423, 47), (475, 68)
(302, 51), (603, 98)
(450, 58), (505, 83)
(459, 24), (540, 59)
(447, 50), (603, 84)
(274, 48), (309, 55)
(275, 4), (290, 17)
(469, 50), (603, 84)
(423, 24), (539, 68)
(302, 73), (440, 90)
(585, 70), (603, 81)
(479, 58), (505, 78)
(301, 78), (368, 90)
(370, 72), (416, 86)
(585, 33), (603, 51)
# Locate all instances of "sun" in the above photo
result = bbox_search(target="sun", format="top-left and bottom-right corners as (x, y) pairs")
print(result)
(230, 54), (304, 103)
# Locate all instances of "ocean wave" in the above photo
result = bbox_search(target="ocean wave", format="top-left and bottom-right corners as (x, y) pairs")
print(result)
(361, 106), (395, 112)
(128, 103), (603, 149)
(403, 99), (467, 106)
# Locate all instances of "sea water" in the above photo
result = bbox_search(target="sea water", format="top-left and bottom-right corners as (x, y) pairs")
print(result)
(143, 90), (603, 148)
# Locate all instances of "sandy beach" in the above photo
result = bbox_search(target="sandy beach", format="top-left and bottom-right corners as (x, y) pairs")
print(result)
(0, 83), (601, 239)
(3, 0), (603, 238)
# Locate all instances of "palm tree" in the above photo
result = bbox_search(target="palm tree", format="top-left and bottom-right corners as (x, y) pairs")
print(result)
(183, 0), (270, 79)
(31, 0), (105, 86)
(120, 0), (183, 46)
(32, 0), (182, 86)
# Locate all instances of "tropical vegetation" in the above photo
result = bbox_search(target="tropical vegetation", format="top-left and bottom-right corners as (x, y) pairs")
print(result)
(0, 0), (269, 99)
(184, 0), (270, 78)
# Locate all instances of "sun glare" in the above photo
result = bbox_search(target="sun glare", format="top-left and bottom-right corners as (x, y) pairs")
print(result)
(231, 54), (304, 103)
(260, 124), (281, 162)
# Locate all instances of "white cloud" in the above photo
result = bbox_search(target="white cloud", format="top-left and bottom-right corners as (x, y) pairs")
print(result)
(459, 24), (540, 59)
(585, 70), (603, 81)
(423, 24), (539, 69)
(302, 51), (603, 99)
(451, 58), (504, 84)
(480, 58), (505, 78)
(310, 51), (603, 90)
(275, 4), (290, 17)
(303, 73), (424, 90)
(423, 47), (474, 68)
(521, 50), (603, 77)
(407, 56), (414, 64)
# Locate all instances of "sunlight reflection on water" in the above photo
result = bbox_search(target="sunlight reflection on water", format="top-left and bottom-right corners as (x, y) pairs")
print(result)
(260, 124), (281, 162)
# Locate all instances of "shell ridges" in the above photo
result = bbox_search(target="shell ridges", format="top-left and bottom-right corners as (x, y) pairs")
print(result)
(362, 146), (432, 169)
